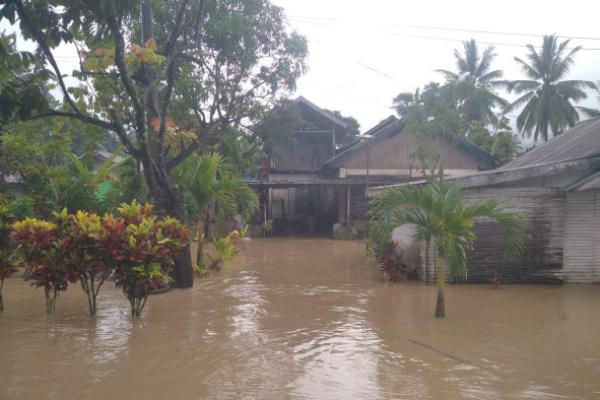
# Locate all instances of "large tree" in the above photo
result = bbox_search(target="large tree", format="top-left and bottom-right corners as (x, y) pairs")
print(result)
(0, 0), (307, 287)
(504, 35), (596, 142)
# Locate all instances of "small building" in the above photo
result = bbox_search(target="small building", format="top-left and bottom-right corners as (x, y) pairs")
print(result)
(249, 97), (498, 236)
(369, 117), (600, 283)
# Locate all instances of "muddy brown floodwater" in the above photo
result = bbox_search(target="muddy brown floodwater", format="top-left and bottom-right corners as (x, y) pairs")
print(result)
(1, 238), (600, 400)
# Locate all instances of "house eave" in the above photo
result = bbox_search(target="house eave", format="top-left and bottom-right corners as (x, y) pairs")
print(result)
(366, 155), (600, 197)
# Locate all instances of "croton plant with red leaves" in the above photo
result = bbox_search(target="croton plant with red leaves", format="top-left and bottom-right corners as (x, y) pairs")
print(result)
(104, 202), (188, 317)
(11, 214), (72, 314)
(10, 202), (188, 316)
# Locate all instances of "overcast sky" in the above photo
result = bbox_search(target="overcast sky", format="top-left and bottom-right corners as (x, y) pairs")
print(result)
(272, 0), (600, 133)
(6, 1), (600, 137)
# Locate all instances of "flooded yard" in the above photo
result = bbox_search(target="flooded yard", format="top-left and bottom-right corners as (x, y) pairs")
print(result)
(1, 238), (599, 399)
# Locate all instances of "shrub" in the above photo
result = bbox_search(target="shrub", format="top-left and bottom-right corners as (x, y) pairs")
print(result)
(11, 216), (71, 313)
(11, 202), (188, 317)
(105, 202), (188, 317)
(206, 236), (237, 271)
(62, 211), (112, 315)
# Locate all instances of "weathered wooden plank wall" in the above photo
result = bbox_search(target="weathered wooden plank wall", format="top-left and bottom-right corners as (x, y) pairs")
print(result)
(418, 187), (567, 284)
(342, 132), (492, 171)
(349, 184), (368, 220)
(462, 187), (566, 283)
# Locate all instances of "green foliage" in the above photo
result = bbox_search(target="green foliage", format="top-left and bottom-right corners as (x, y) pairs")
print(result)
(206, 236), (238, 271)
(0, 201), (20, 311)
(60, 210), (112, 314)
(0, 118), (126, 216)
(10, 202), (188, 316)
(108, 202), (189, 316)
(2, 0), (307, 287)
(491, 117), (521, 163)
(11, 215), (68, 313)
(369, 172), (530, 279)
(504, 35), (597, 142)
(173, 153), (258, 224)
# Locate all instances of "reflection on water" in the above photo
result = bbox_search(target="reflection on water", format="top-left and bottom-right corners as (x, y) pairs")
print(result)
(1, 238), (600, 399)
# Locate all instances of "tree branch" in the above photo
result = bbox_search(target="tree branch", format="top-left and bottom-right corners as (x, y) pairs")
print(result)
(14, 0), (82, 115)
(167, 140), (200, 170)
(157, 0), (190, 158)
(29, 110), (114, 131)
(106, 15), (145, 128)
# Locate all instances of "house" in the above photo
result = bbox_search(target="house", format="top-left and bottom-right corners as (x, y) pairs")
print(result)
(369, 117), (600, 284)
(248, 97), (498, 236)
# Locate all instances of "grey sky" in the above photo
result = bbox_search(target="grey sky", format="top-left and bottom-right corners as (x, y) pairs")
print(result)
(273, 0), (600, 132)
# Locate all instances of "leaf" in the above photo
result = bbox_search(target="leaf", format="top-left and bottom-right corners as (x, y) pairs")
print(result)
(144, 38), (158, 51)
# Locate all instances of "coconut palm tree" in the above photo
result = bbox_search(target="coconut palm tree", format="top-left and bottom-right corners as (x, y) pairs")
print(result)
(172, 153), (257, 266)
(436, 39), (507, 127)
(504, 35), (597, 142)
(577, 81), (600, 118)
(436, 39), (504, 86)
(369, 170), (529, 318)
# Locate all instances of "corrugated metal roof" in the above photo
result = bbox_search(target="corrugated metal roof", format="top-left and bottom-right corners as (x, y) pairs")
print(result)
(564, 170), (600, 192)
(500, 117), (600, 170)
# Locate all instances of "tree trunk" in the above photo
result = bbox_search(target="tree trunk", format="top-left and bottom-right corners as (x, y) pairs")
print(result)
(435, 254), (446, 318)
(153, 175), (194, 288)
(45, 286), (59, 314)
(196, 217), (205, 267)
(424, 237), (431, 285)
(0, 279), (4, 312)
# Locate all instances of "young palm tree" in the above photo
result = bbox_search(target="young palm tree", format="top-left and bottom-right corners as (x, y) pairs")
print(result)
(369, 171), (529, 318)
(172, 153), (257, 266)
(504, 35), (597, 142)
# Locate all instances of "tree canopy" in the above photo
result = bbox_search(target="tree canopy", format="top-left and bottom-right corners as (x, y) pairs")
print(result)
(0, 0), (308, 287)
(504, 35), (597, 142)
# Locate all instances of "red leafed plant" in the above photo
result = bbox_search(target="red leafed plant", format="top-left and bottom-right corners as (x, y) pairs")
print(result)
(11, 212), (74, 313)
(102, 202), (188, 317)
(61, 211), (112, 315)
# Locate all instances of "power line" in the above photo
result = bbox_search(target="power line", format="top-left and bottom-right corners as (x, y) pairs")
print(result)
(385, 31), (600, 51)
(388, 23), (600, 42)
(288, 15), (600, 42)
(288, 16), (600, 50)
(356, 61), (396, 80)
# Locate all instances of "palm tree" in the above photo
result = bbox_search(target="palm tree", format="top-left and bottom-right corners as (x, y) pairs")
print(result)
(577, 81), (600, 118)
(173, 153), (257, 266)
(436, 39), (507, 127)
(436, 39), (504, 86)
(369, 170), (529, 318)
(504, 35), (597, 142)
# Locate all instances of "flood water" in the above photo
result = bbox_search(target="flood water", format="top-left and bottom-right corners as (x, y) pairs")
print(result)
(1, 238), (600, 400)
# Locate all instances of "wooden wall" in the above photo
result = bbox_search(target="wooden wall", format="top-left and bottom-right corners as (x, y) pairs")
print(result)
(419, 187), (567, 284)
(338, 132), (493, 171)
(272, 131), (334, 172)
(463, 187), (566, 283)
